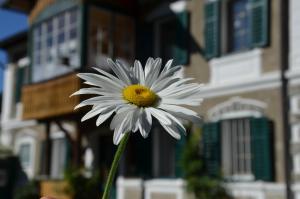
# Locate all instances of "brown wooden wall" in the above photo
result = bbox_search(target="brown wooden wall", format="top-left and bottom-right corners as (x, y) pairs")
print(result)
(22, 73), (81, 120)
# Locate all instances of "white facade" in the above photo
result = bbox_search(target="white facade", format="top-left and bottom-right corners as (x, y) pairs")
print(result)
(0, 59), (40, 179)
(116, 177), (286, 199)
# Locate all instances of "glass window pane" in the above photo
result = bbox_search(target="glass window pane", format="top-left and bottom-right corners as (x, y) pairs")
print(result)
(47, 20), (53, 33)
(47, 37), (53, 47)
(58, 32), (65, 44)
(70, 9), (77, 24)
(70, 27), (77, 40)
(58, 14), (65, 29)
(34, 26), (42, 38)
(19, 144), (31, 169)
(228, 0), (250, 52)
(35, 54), (41, 65)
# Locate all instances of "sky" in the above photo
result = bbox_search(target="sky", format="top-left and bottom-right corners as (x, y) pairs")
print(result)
(0, 8), (28, 92)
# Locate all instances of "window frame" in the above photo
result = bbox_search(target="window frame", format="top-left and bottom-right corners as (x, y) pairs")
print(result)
(221, 118), (254, 181)
(14, 134), (38, 178)
(31, 7), (80, 83)
(221, 0), (252, 54)
(154, 15), (177, 59)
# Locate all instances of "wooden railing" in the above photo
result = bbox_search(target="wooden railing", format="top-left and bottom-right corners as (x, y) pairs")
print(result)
(22, 73), (81, 120)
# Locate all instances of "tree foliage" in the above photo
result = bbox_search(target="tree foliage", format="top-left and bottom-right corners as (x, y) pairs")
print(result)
(181, 129), (232, 199)
(64, 167), (102, 199)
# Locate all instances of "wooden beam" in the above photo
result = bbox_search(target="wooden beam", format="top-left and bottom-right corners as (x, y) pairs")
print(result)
(45, 122), (52, 176)
(54, 121), (74, 144)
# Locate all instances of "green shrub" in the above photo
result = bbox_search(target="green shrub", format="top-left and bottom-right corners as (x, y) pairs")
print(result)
(14, 181), (40, 199)
(181, 129), (232, 199)
(64, 167), (102, 199)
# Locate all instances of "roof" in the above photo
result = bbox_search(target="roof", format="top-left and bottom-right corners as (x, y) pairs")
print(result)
(0, 0), (36, 13)
(0, 31), (27, 50)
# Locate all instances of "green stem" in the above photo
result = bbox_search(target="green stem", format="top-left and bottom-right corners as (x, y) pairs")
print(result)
(102, 133), (130, 199)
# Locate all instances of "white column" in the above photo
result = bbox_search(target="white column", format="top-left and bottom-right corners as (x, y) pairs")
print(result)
(0, 63), (17, 147)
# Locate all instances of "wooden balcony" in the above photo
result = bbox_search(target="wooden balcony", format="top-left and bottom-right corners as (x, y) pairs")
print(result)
(22, 73), (81, 120)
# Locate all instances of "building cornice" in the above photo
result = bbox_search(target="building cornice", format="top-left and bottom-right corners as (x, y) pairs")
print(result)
(199, 71), (281, 98)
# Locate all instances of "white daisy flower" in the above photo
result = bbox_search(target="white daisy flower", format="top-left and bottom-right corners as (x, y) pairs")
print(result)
(72, 58), (203, 145)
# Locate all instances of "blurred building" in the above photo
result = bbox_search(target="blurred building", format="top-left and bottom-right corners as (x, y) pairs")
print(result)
(0, 0), (298, 199)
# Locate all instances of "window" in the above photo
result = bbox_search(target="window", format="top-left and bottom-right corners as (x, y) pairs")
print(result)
(203, 117), (273, 181)
(204, 0), (269, 58)
(32, 8), (80, 82)
(155, 12), (189, 65)
(50, 138), (67, 179)
(228, 0), (251, 52)
(292, 125), (300, 143)
(294, 154), (300, 174)
(19, 143), (31, 169)
(156, 17), (178, 62)
(87, 7), (135, 68)
(221, 118), (252, 180)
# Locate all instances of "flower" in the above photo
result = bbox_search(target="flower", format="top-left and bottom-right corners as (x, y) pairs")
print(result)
(72, 58), (203, 145)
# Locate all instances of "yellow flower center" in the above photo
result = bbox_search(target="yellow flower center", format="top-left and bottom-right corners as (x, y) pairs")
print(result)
(122, 84), (158, 107)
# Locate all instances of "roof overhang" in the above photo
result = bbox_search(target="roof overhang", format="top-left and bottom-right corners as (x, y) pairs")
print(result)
(0, 0), (36, 13)
(0, 31), (27, 50)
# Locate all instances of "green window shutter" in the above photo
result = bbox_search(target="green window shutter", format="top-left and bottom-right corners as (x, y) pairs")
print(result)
(204, 1), (220, 59)
(15, 67), (25, 103)
(202, 122), (221, 177)
(173, 11), (189, 65)
(64, 139), (72, 169)
(250, 117), (274, 181)
(249, 0), (269, 47)
(175, 134), (187, 177)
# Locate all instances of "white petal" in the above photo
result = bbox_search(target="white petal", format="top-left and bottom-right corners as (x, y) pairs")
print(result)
(71, 88), (121, 97)
(170, 110), (202, 125)
(145, 58), (162, 87)
(160, 110), (186, 135)
(156, 78), (194, 95)
(92, 67), (127, 87)
(151, 77), (180, 92)
(130, 108), (140, 132)
(161, 98), (202, 106)
(107, 59), (132, 85)
(110, 105), (135, 130)
(77, 73), (122, 92)
(78, 96), (121, 106)
(138, 109), (152, 138)
(113, 132), (124, 145)
(144, 57), (154, 79)
(159, 123), (181, 140)
(113, 113), (131, 145)
(81, 106), (107, 122)
(147, 108), (171, 125)
(74, 99), (124, 110)
(159, 104), (198, 116)
(96, 109), (115, 126)
(158, 65), (182, 80)
(133, 60), (145, 85)
(161, 59), (173, 74)
(158, 84), (202, 97)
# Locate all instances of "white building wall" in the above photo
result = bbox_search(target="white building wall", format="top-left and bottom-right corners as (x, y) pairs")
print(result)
(117, 178), (286, 199)
(290, 0), (300, 70)
(0, 63), (17, 147)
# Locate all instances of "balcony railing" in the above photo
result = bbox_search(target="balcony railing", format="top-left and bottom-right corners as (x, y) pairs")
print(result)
(22, 73), (81, 120)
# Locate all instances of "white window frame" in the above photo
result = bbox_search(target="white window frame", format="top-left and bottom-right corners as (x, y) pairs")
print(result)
(294, 154), (300, 174)
(292, 124), (300, 143)
(291, 95), (300, 115)
(221, 118), (254, 181)
(15, 133), (38, 179)
(32, 8), (80, 82)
